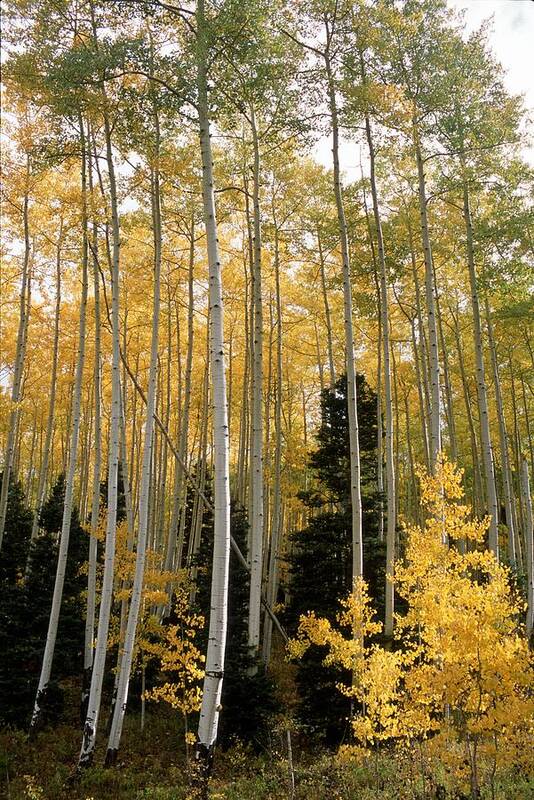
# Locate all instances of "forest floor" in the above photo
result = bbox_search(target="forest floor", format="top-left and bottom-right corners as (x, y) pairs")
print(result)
(2, 713), (533, 800)
(1, 682), (532, 800)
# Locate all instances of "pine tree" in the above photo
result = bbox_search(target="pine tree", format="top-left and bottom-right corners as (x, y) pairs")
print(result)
(0, 475), (86, 726)
(285, 374), (384, 743)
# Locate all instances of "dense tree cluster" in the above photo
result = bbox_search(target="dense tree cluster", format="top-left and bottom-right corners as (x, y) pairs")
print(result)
(0, 0), (532, 798)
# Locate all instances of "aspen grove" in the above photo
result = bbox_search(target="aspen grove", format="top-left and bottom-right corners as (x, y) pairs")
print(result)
(0, 1), (533, 799)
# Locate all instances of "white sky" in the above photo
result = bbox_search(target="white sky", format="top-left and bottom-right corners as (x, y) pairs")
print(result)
(315, 0), (534, 177)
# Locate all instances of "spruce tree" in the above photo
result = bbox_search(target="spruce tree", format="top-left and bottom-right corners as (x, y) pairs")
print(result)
(0, 475), (87, 726)
(285, 374), (384, 744)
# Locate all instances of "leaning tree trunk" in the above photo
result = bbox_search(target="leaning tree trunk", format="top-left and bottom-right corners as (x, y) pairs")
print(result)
(29, 120), (88, 734)
(106, 156), (162, 764)
(247, 105), (264, 670)
(79, 87), (122, 768)
(324, 43), (363, 581)
(363, 102), (396, 640)
(413, 122), (441, 469)
(262, 224), (283, 665)
(82, 188), (102, 719)
(0, 169), (32, 550)
(462, 171), (499, 558)
(193, 0), (232, 791)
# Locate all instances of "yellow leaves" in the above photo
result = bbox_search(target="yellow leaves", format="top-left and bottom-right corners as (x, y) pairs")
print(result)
(144, 585), (205, 720)
(289, 458), (534, 786)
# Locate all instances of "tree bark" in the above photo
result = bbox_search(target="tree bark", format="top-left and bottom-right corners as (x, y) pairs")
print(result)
(413, 124), (441, 468)
(324, 38), (363, 581)
(462, 173), (499, 557)
(30, 121), (88, 734)
(194, 0), (232, 787)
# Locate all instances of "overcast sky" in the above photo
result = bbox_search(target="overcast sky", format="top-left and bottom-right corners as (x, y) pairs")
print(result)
(315, 0), (534, 177)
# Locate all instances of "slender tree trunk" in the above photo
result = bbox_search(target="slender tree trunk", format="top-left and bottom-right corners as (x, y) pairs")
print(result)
(485, 297), (516, 565)
(0, 172), (32, 549)
(262, 225), (283, 665)
(29, 223), (62, 550)
(106, 153), (162, 764)
(451, 303), (483, 516)
(248, 106), (264, 669)
(82, 192), (102, 720)
(79, 74), (122, 766)
(318, 228), (335, 388)
(413, 123), (441, 468)
(194, 0), (232, 788)
(30, 122), (88, 733)
(462, 173), (499, 557)
(521, 456), (534, 639)
(362, 101), (395, 638)
(324, 40), (363, 581)
(435, 277), (458, 462)
(166, 217), (195, 587)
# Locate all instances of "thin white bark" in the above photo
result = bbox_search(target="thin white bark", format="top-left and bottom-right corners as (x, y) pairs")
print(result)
(30, 123), (88, 733)
(0, 172), (32, 550)
(413, 125), (441, 469)
(520, 455), (534, 639)
(362, 102), (395, 639)
(485, 297), (516, 565)
(82, 175), (102, 714)
(262, 225), (283, 665)
(324, 36), (363, 581)
(462, 175), (499, 557)
(248, 106), (264, 667)
(29, 224), (62, 549)
(195, 0), (232, 780)
(106, 158), (162, 763)
(79, 83), (122, 767)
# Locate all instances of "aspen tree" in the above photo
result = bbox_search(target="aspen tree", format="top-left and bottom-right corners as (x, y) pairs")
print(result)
(30, 117), (88, 734)
(79, 13), (122, 760)
(82, 174), (101, 715)
(194, 0), (231, 785)
(28, 221), (62, 551)
(462, 172), (499, 557)
(324, 14), (363, 581)
(106, 150), (163, 763)
(0, 163), (32, 550)
(521, 455), (534, 639)
(248, 104), (264, 668)
(485, 297), (516, 565)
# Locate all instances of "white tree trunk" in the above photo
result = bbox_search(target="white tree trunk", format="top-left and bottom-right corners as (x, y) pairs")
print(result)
(325, 46), (363, 580)
(29, 123), (88, 733)
(82, 189), (102, 715)
(520, 455), (534, 639)
(0, 173), (32, 550)
(413, 125), (441, 469)
(485, 297), (516, 565)
(194, 0), (231, 782)
(29, 223), (62, 550)
(363, 107), (396, 639)
(248, 106), (264, 668)
(462, 174), (499, 557)
(79, 102), (122, 768)
(262, 225), (283, 665)
(106, 160), (162, 763)
(318, 228), (336, 388)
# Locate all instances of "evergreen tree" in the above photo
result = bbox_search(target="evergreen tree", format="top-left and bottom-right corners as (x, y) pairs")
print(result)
(0, 475), (87, 726)
(285, 374), (384, 744)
